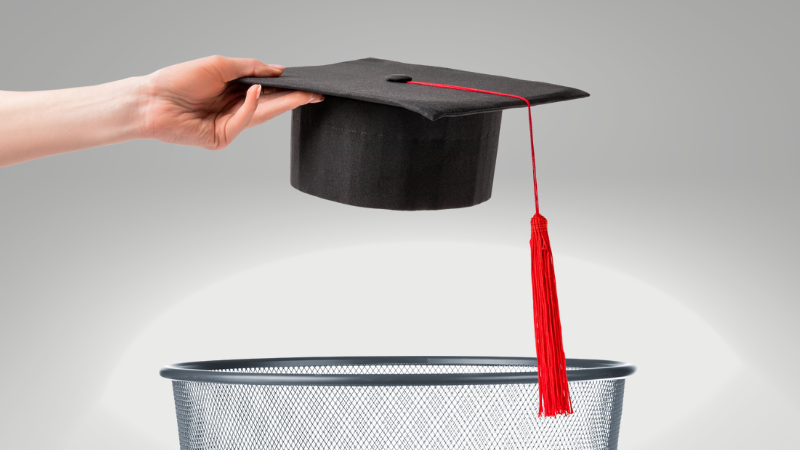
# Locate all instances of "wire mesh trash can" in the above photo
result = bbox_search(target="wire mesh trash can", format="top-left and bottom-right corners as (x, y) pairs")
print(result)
(161, 356), (635, 450)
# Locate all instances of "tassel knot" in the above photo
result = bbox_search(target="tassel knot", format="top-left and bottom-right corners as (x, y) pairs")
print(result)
(531, 213), (548, 231)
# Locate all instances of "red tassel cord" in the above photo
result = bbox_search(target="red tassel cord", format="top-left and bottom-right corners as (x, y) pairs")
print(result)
(406, 81), (573, 417)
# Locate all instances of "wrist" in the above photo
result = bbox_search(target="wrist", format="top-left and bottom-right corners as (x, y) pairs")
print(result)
(82, 75), (153, 144)
(125, 75), (156, 141)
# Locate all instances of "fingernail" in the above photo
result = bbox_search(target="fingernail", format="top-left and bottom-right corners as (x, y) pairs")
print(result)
(309, 94), (324, 104)
(269, 64), (285, 70)
(256, 84), (262, 98)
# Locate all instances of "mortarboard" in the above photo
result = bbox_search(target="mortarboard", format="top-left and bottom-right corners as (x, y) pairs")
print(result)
(239, 58), (588, 417)
(239, 58), (587, 211)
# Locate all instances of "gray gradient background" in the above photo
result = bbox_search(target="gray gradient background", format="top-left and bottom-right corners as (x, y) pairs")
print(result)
(1, 0), (797, 449)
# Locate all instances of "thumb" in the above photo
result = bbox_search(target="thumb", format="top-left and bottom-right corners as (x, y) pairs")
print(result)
(218, 84), (261, 149)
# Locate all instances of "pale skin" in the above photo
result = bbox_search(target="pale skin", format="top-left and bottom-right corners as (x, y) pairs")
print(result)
(0, 55), (323, 168)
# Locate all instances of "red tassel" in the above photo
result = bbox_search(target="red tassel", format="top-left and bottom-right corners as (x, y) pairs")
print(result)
(531, 213), (573, 417)
(401, 80), (573, 417)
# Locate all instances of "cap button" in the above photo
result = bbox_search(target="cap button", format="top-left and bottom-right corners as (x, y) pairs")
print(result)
(386, 74), (413, 83)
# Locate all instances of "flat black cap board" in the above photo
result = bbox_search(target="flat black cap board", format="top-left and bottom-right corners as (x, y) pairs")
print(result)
(239, 58), (588, 211)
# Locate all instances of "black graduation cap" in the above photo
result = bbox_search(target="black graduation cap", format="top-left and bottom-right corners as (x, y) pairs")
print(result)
(241, 58), (588, 416)
(239, 57), (588, 210)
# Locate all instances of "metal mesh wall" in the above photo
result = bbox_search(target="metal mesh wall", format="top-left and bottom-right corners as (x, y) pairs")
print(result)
(170, 363), (626, 450)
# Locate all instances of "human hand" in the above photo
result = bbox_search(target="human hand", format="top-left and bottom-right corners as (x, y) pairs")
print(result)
(139, 55), (323, 150)
(0, 55), (319, 167)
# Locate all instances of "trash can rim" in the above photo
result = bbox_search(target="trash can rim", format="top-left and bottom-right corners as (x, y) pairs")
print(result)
(160, 356), (636, 386)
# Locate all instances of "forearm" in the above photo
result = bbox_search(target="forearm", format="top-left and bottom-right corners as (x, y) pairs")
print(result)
(0, 77), (147, 167)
